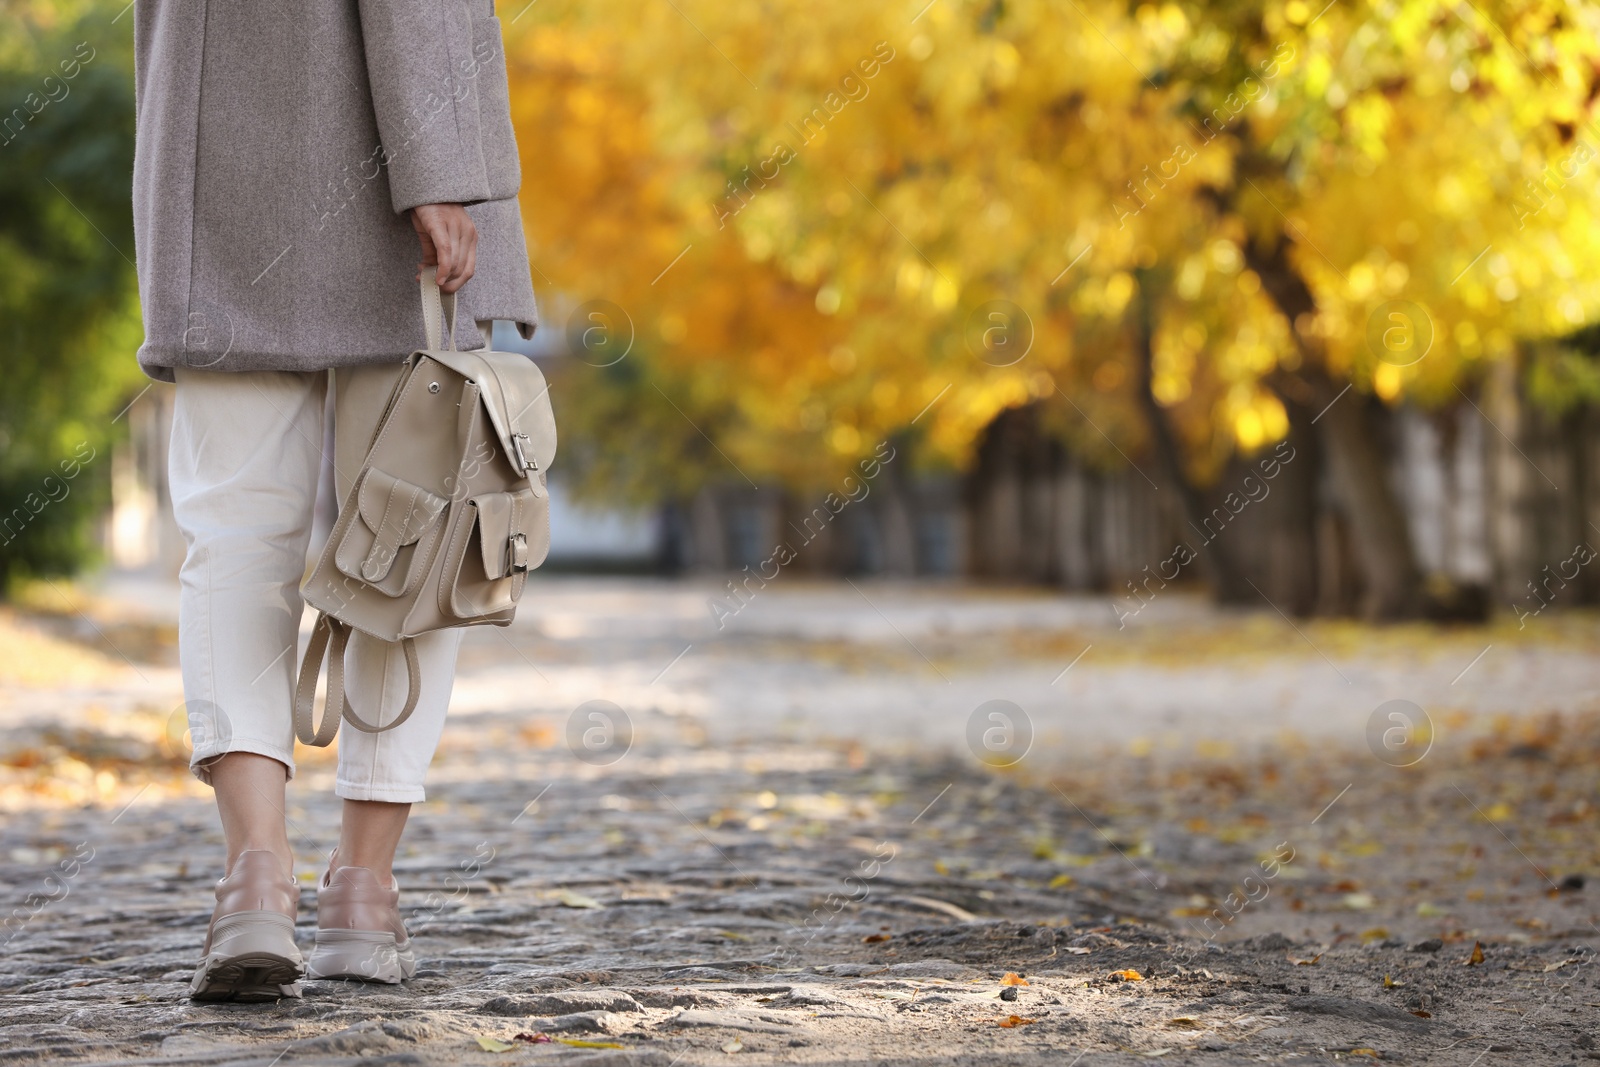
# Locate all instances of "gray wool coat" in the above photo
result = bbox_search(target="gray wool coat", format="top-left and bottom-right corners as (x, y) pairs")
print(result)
(131, 0), (539, 382)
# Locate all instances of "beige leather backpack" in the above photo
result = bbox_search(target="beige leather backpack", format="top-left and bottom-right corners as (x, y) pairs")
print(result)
(293, 268), (555, 746)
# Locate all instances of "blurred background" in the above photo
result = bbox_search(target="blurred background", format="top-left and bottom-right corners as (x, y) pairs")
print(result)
(7, 0), (1600, 619)
(2, 0), (1600, 1045)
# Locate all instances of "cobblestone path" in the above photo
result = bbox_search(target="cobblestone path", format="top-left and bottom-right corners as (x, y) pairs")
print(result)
(1, 581), (1596, 1064)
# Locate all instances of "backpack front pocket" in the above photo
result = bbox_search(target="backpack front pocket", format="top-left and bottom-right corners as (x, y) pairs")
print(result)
(441, 486), (548, 620)
(333, 469), (449, 598)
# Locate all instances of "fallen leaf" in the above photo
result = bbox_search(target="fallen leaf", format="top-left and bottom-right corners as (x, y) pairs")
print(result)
(1466, 941), (1485, 966)
(1049, 873), (1075, 888)
(1416, 901), (1444, 917)
(1342, 892), (1376, 910)
(553, 888), (601, 909)
(1545, 958), (1576, 973)
(997, 1014), (1037, 1027)
(1138, 1050), (1175, 1058)
(721, 1038), (744, 1054)
(862, 933), (891, 943)
(1166, 1017), (1203, 1029)
(1411, 1009), (1433, 1018)
(1360, 927), (1390, 944)
(557, 1039), (625, 1049)
(1349, 1048), (1379, 1059)
(1065, 946), (1092, 955)
(1289, 954), (1323, 966)
(1382, 974), (1404, 988)
(513, 1033), (552, 1044)
(1000, 972), (1029, 986)
(475, 1036), (516, 1053)
(1111, 969), (1144, 982)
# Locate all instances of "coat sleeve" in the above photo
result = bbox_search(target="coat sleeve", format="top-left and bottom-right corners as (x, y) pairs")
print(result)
(356, 0), (523, 214)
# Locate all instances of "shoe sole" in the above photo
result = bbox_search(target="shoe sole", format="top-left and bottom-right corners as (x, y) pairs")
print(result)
(191, 912), (305, 1002)
(308, 929), (415, 984)
(190, 954), (305, 1002)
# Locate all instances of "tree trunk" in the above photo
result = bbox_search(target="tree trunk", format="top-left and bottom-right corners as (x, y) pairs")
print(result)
(1244, 238), (1426, 620)
(1130, 271), (1252, 603)
(1262, 392), (1321, 615)
(966, 407), (1028, 580)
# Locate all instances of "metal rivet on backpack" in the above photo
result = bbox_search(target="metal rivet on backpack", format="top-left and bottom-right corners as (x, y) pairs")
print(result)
(428, 381), (441, 394)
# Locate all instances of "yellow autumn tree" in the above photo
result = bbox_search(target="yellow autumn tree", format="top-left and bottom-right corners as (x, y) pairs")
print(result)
(503, 0), (1600, 612)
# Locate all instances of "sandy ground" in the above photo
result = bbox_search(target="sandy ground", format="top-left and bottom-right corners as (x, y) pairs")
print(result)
(0, 575), (1596, 1065)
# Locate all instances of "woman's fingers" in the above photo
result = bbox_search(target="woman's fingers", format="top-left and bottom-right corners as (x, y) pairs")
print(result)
(438, 214), (460, 288)
(460, 226), (478, 293)
(443, 214), (470, 291)
(411, 204), (478, 292)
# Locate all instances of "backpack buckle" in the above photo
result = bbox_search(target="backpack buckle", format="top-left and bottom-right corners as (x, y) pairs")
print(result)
(509, 532), (529, 573)
(511, 432), (538, 473)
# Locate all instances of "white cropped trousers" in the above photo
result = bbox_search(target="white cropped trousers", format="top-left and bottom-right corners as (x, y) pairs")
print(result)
(169, 361), (467, 802)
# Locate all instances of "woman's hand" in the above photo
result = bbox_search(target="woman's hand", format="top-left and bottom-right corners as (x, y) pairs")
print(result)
(410, 203), (478, 293)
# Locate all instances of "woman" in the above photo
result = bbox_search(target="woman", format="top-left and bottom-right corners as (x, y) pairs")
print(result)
(131, 0), (538, 1000)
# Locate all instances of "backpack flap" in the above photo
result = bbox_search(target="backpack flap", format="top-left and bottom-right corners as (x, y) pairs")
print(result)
(475, 491), (519, 580)
(333, 468), (449, 597)
(440, 485), (546, 620)
(419, 348), (556, 498)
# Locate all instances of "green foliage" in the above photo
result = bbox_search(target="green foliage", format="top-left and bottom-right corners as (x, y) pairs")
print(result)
(552, 352), (743, 507)
(1527, 335), (1600, 417)
(0, 3), (144, 585)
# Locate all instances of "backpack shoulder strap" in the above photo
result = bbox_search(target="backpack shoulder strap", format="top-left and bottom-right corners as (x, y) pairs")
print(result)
(293, 613), (423, 747)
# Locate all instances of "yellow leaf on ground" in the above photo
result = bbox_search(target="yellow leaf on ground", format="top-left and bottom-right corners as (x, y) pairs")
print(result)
(1466, 941), (1486, 966)
(1111, 969), (1144, 981)
(553, 888), (602, 909)
(721, 1038), (744, 1054)
(997, 1014), (1037, 1027)
(1166, 1017), (1203, 1029)
(475, 1036), (516, 1053)
(1049, 873), (1075, 888)
(1000, 972), (1029, 986)
(1289, 954), (1323, 966)
(557, 1039), (625, 1049)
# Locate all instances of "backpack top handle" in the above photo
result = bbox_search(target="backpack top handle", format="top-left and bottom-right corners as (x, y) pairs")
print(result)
(419, 265), (458, 352)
